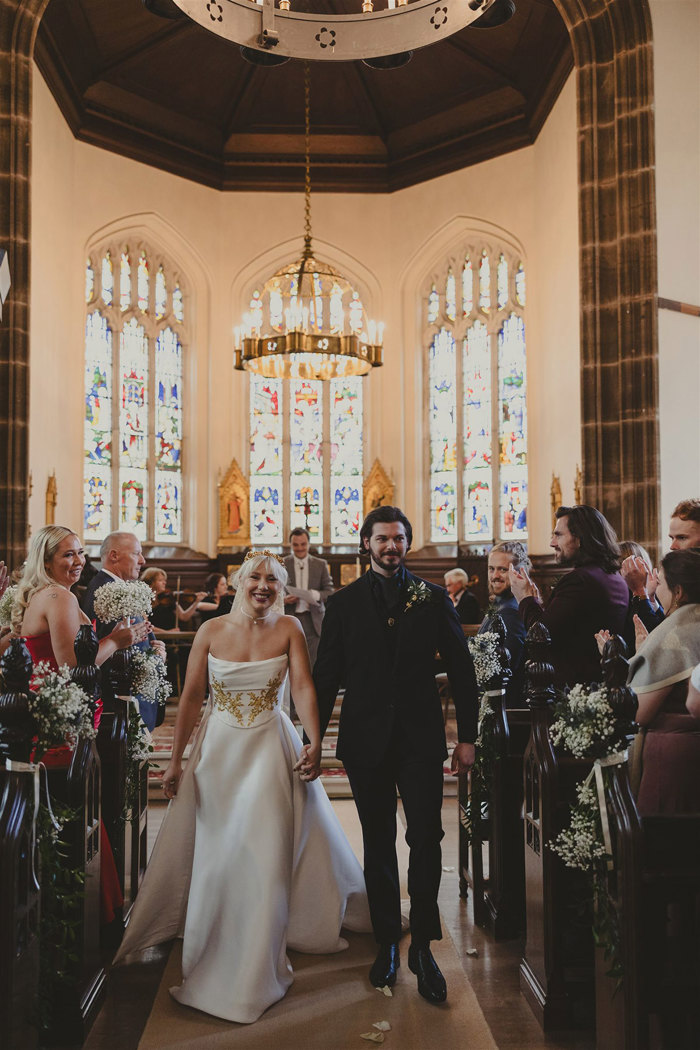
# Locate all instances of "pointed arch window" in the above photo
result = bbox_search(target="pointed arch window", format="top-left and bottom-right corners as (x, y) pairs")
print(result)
(246, 267), (368, 546)
(83, 246), (187, 543)
(426, 243), (527, 543)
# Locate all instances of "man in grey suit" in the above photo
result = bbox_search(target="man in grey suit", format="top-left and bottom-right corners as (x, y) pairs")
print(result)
(283, 527), (334, 667)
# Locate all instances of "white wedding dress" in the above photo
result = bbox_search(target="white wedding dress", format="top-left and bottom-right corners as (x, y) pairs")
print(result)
(115, 654), (371, 1023)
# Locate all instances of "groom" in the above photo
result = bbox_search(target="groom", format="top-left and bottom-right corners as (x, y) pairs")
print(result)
(313, 506), (479, 1004)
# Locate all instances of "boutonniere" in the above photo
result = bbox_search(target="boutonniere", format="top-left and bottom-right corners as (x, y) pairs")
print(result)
(403, 578), (431, 613)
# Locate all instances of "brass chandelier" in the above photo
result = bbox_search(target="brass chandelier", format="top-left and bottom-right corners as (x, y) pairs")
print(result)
(234, 65), (384, 381)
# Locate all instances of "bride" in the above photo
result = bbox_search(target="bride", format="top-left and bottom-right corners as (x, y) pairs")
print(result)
(115, 551), (370, 1023)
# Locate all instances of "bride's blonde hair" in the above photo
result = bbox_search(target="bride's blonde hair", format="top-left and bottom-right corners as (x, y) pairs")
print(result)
(11, 525), (79, 633)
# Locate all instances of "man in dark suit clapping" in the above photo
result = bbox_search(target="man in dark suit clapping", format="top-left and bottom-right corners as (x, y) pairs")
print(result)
(313, 507), (479, 1004)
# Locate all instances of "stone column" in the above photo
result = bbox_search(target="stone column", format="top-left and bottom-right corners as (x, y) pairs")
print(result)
(0, 0), (50, 570)
(555, 0), (660, 553)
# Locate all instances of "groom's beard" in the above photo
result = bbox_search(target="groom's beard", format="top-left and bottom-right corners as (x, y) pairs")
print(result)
(370, 552), (404, 575)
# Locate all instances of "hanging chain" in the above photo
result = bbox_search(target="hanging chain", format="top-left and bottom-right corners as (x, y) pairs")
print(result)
(303, 60), (313, 259)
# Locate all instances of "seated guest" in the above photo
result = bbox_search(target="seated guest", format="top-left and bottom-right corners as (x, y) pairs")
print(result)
(478, 541), (529, 705)
(619, 539), (664, 649)
(141, 568), (206, 633)
(598, 550), (700, 814)
(198, 572), (234, 622)
(510, 505), (628, 688)
(668, 498), (700, 550)
(444, 568), (481, 625)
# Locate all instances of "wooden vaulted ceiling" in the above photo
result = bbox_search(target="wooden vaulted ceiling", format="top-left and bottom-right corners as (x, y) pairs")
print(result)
(35, 0), (572, 193)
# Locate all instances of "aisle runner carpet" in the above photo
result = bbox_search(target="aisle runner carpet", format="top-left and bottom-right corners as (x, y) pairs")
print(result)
(137, 803), (496, 1050)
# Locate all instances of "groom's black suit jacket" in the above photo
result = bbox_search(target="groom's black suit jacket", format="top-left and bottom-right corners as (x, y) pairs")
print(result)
(313, 570), (479, 768)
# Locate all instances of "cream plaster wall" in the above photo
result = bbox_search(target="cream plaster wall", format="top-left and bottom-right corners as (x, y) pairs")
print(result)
(651, 0), (700, 540)
(30, 64), (579, 558)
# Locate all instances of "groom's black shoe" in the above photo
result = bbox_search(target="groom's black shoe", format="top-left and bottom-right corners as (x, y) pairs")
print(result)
(408, 943), (447, 1004)
(369, 943), (400, 988)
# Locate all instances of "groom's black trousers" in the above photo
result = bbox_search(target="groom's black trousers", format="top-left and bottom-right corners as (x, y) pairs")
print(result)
(345, 739), (445, 946)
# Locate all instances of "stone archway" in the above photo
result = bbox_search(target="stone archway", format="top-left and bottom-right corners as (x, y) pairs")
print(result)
(0, 0), (660, 565)
(554, 0), (659, 551)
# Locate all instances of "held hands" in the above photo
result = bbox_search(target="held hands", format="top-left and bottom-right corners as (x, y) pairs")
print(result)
(451, 742), (476, 776)
(294, 742), (321, 782)
(508, 565), (540, 604)
(161, 760), (183, 799)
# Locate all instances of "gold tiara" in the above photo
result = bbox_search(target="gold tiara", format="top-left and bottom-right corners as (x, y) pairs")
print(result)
(244, 548), (286, 566)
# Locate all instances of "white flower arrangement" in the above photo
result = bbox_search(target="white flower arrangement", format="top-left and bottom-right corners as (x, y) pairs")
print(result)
(467, 631), (502, 688)
(0, 584), (17, 627)
(130, 647), (171, 706)
(92, 579), (153, 624)
(29, 661), (96, 757)
(549, 683), (618, 759)
(127, 704), (154, 763)
(551, 782), (607, 872)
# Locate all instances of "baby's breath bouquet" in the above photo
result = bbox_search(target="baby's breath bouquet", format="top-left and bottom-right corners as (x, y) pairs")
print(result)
(92, 580), (153, 624)
(549, 683), (623, 759)
(549, 680), (636, 981)
(467, 631), (501, 688)
(131, 647), (171, 707)
(0, 584), (17, 627)
(124, 703), (155, 820)
(29, 661), (96, 757)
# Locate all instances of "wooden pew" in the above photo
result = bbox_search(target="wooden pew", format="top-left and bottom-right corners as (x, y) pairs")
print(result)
(96, 646), (148, 931)
(0, 640), (40, 1050)
(457, 614), (530, 938)
(519, 623), (595, 1030)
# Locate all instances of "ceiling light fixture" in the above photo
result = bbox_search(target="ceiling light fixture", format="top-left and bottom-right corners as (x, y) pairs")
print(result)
(233, 64), (384, 381)
(167, 0), (513, 65)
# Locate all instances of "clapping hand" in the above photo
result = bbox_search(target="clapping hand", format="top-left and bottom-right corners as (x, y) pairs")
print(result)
(508, 565), (540, 604)
(595, 629), (612, 656)
(621, 555), (652, 598)
(294, 743), (321, 782)
(632, 613), (649, 651)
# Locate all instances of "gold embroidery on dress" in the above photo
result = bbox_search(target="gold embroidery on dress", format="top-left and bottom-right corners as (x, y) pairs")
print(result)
(210, 671), (283, 727)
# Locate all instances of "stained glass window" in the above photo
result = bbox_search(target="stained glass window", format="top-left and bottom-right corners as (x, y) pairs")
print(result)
(479, 251), (490, 312)
(463, 322), (492, 537)
(155, 267), (167, 319)
(497, 253), (508, 310)
(84, 311), (113, 539)
(445, 269), (456, 322)
(248, 270), (367, 544)
(516, 263), (526, 306)
(83, 249), (187, 543)
(330, 377), (363, 542)
(427, 244), (527, 544)
(427, 284), (440, 324)
(429, 328), (458, 541)
(173, 285), (184, 323)
(462, 258), (473, 317)
(120, 252), (131, 312)
(101, 253), (113, 306)
(86, 259), (95, 304)
(250, 376), (283, 542)
(138, 252), (149, 313)
(290, 381), (323, 541)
